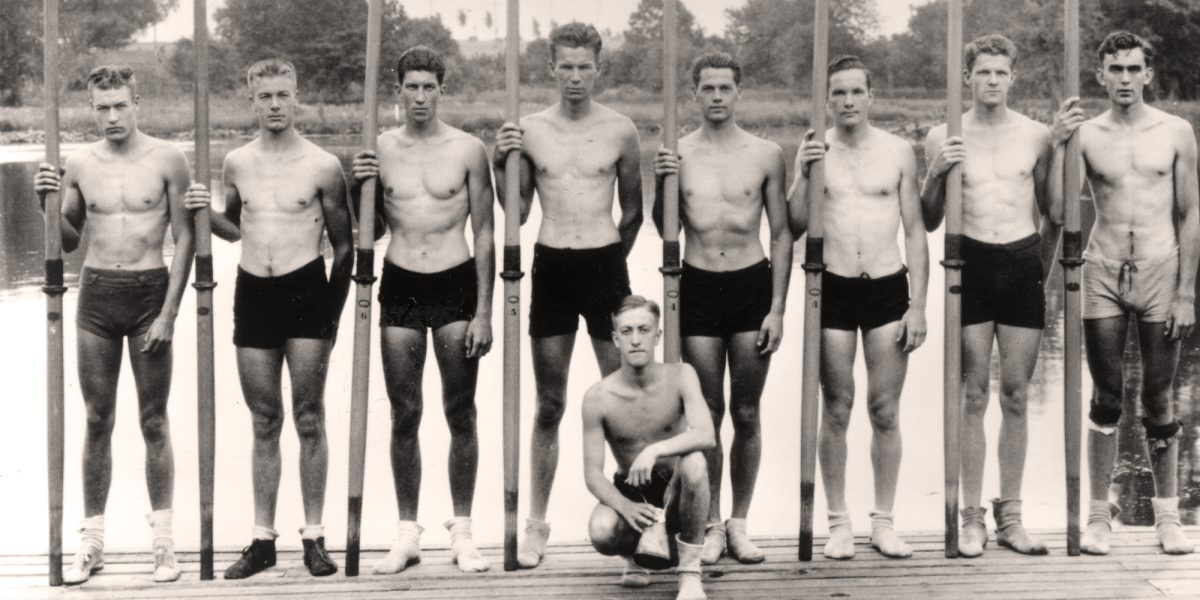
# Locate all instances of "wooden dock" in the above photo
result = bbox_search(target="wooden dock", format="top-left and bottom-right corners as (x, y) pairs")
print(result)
(3, 529), (1199, 599)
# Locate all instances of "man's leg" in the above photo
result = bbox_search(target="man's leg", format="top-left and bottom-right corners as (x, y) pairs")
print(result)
(673, 452), (710, 600)
(1136, 320), (1193, 554)
(588, 334), (623, 376)
(127, 331), (180, 581)
(991, 325), (1047, 555)
(682, 335), (728, 564)
(1081, 316), (1127, 555)
(587, 503), (646, 587)
(283, 338), (337, 575)
(724, 331), (770, 563)
(520, 333), (576, 567)
(64, 330), (123, 584)
(959, 322), (994, 557)
(224, 346), (285, 579)
(432, 322), (490, 572)
(862, 322), (912, 559)
(376, 326), (427, 574)
(818, 328), (858, 559)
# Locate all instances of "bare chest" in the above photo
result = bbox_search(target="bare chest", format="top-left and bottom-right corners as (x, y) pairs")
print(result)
(1085, 132), (1174, 185)
(961, 136), (1038, 185)
(380, 149), (469, 203)
(77, 161), (168, 215)
(681, 150), (766, 208)
(527, 129), (621, 181)
(825, 147), (900, 201)
(235, 161), (324, 216)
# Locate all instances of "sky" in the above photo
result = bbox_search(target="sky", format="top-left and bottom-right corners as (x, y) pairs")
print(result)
(139, 0), (925, 43)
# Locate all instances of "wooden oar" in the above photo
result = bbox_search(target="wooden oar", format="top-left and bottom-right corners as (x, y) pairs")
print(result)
(1062, 0), (1083, 558)
(500, 0), (523, 571)
(192, 0), (218, 581)
(942, 0), (964, 559)
(660, 0), (682, 363)
(798, 0), (828, 562)
(345, 0), (382, 577)
(42, 0), (65, 587)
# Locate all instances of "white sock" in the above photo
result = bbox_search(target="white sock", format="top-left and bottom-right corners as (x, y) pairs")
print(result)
(252, 525), (279, 541)
(300, 524), (325, 540)
(146, 509), (173, 548)
(81, 515), (105, 552)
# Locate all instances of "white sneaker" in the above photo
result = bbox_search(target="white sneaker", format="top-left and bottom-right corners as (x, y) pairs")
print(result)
(152, 543), (181, 582)
(64, 546), (104, 585)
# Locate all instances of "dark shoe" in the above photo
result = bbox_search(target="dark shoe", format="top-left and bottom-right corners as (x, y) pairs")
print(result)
(303, 537), (338, 576)
(224, 539), (276, 579)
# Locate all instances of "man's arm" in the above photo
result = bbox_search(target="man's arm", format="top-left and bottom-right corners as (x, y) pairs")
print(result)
(614, 120), (645, 257)
(651, 146), (681, 237)
(348, 148), (388, 241)
(918, 125), (953, 232)
(493, 121), (535, 225)
(758, 144), (793, 354)
(466, 140), (496, 358)
(1032, 125), (1062, 276)
(898, 142), (929, 353)
(581, 387), (657, 532)
(320, 155), (355, 333)
(143, 148), (196, 353)
(209, 156), (243, 242)
(1048, 98), (1086, 231)
(33, 157), (86, 252)
(1169, 119), (1199, 340)
(786, 130), (826, 238)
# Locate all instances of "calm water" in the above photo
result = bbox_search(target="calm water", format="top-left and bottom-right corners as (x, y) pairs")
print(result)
(1, 132), (1197, 555)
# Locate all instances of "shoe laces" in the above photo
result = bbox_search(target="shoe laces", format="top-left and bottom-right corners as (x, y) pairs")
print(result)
(71, 548), (96, 572)
(154, 545), (176, 569)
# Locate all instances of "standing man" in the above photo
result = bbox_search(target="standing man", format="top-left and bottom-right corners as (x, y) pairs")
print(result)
(790, 55), (929, 560)
(184, 59), (354, 578)
(34, 65), (194, 585)
(651, 52), (791, 564)
(1052, 31), (1197, 555)
(921, 34), (1060, 557)
(583, 295), (712, 600)
(349, 46), (495, 574)
(493, 22), (644, 568)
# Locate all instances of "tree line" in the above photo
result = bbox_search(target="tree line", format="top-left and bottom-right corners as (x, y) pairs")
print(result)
(3, 0), (1200, 106)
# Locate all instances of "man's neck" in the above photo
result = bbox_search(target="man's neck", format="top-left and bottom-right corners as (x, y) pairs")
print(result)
(969, 102), (1010, 126)
(699, 118), (740, 143)
(1110, 99), (1148, 125)
(103, 130), (143, 155)
(836, 122), (872, 145)
(258, 126), (302, 152)
(619, 361), (659, 387)
(405, 117), (445, 139)
(558, 96), (594, 120)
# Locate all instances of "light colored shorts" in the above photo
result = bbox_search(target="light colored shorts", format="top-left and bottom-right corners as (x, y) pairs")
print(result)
(1082, 247), (1179, 323)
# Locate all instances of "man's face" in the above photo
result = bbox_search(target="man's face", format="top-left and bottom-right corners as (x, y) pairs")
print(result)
(612, 307), (660, 368)
(694, 67), (740, 124)
(89, 86), (138, 143)
(398, 70), (442, 123)
(250, 75), (298, 132)
(828, 69), (872, 127)
(1098, 48), (1152, 107)
(550, 45), (599, 103)
(966, 53), (1014, 108)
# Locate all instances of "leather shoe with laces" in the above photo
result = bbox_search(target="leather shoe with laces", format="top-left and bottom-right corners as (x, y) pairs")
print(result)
(223, 539), (276, 579)
(303, 537), (338, 576)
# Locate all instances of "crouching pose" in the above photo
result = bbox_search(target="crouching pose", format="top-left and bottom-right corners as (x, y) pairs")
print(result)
(583, 296), (714, 600)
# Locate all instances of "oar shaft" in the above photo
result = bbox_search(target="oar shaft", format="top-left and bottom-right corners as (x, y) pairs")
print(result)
(43, 0), (64, 587)
(501, 0), (523, 572)
(942, 0), (964, 559)
(345, 0), (383, 577)
(192, 0), (217, 581)
(799, 0), (828, 563)
(1062, 0), (1083, 558)
(661, 0), (682, 364)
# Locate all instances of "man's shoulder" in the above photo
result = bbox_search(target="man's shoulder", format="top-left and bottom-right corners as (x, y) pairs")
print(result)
(924, 122), (948, 143)
(875, 127), (915, 156)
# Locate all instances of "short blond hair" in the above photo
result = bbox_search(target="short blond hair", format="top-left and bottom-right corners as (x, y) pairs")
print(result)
(246, 59), (297, 88)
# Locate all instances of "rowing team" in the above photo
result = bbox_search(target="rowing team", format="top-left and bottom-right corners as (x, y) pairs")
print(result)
(34, 24), (1195, 600)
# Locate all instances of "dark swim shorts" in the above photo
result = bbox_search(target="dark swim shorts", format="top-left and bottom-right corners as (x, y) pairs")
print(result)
(962, 233), (1045, 329)
(680, 259), (772, 338)
(529, 242), (631, 339)
(613, 466), (675, 509)
(76, 267), (169, 339)
(378, 258), (477, 330)
(233, 257), (334, 349)
(822, 267), (910, 331)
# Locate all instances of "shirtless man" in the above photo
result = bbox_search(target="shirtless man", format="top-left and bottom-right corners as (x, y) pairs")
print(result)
(349, 46), (495, 574)
(493, 22), (644, 567)
(583, 295), (712, 600)
(790, 55), (928, 560)
(1051, 31), (1197, 555)
(651, 52), (791, 564)
(33, 65), (194, 585)
(921, 35), (1061, 557)
(184, 59), (353, 578)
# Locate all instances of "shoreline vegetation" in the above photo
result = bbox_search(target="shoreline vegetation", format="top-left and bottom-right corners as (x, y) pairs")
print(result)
(0, 88), (1139, 146)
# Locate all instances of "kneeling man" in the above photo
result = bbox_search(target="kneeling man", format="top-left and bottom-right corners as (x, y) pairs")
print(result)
(583, 296), (713, 600)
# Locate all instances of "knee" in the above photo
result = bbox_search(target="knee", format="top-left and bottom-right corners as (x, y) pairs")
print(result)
(534, 396), (566, 429)
(138, 412), (170, 444)
(678, 452), (709, 490)
(293, 409), (326, 441)
(251, 411), (284, 441)
(444, 401), (477, 437)
(823, 398), (853, 433)
(998, 387), (1028, 420)
(868, 397), (900, 432)
(85, 408), (116, 438)
(730, 402), (760, 434)
(390, 401), (423, 436)
(589, 511), (625, 556)
(962, 384), (990, 417)
(1088, 393), (1122, 433)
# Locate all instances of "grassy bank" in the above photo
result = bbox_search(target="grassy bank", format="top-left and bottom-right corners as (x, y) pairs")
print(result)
(0, 87), (1180, 145)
